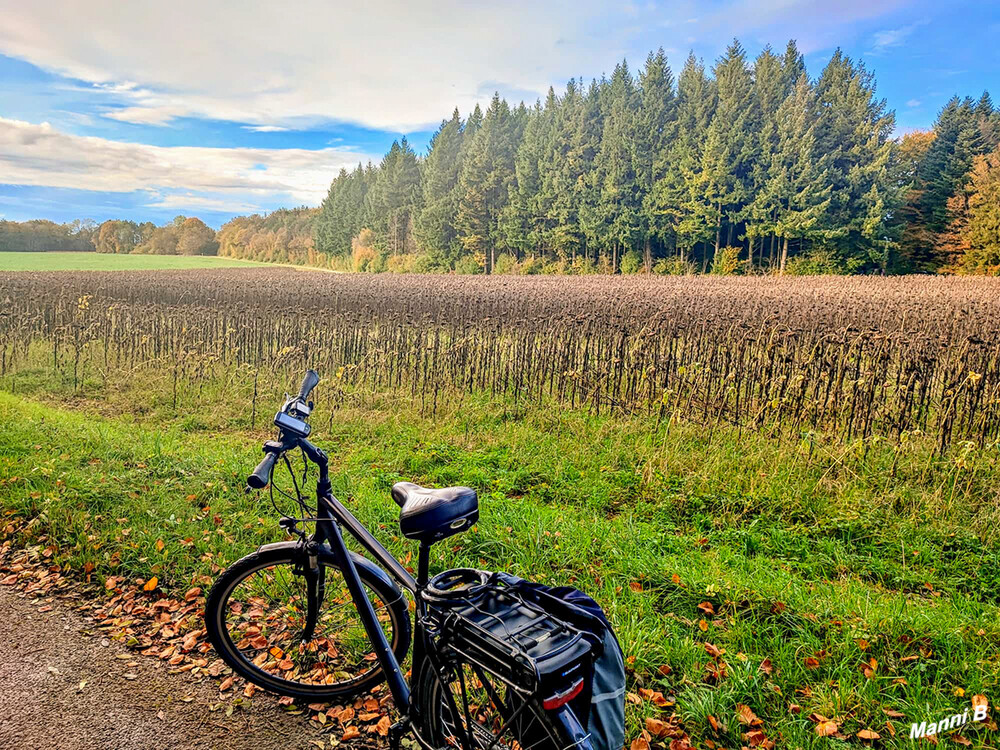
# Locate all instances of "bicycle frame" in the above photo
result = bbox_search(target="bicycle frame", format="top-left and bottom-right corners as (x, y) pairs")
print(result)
(314, 489), (416, 713)
(293, 436), (431, 736)
(284, 435), (592, 750)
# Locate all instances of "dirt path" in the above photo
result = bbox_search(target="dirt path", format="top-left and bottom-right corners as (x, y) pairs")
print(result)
(0, 583), (331, 750)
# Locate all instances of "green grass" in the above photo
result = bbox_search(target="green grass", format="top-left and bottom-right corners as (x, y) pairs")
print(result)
(0, 251), (267, 271)
(2, 369), (999, 748)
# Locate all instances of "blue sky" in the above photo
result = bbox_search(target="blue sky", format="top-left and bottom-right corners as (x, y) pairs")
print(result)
(0, 0), (997, 228)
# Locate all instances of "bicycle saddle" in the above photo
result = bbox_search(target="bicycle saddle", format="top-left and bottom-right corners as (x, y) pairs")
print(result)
(391, 481), (479, 543)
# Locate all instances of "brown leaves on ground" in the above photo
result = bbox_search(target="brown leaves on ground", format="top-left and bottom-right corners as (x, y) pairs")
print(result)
(638, 688), (673, 708)
(0, 540), (392, 744)
(735, 704), (760, 726)
(809, 713), (839, 737)
(856, 728), (880, 740)
(632, 715), (692, 750)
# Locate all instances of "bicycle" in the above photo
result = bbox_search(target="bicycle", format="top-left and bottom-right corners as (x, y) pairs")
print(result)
(205, 370), (598, 750)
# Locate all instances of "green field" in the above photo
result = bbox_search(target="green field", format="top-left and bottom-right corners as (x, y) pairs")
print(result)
(2, 362), (999, 747)
(0, 251), (266, 271)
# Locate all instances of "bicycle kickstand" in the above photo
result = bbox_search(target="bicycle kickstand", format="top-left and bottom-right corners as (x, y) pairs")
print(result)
(388, 715), (411, 750)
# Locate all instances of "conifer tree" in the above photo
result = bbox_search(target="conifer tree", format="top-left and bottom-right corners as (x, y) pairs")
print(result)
(595, 61), (641, 271)
(635, 49), (676, 269)
(416, 109), (465, 265)
(814, 50), (897, 269)
(769, 74), (831, 272)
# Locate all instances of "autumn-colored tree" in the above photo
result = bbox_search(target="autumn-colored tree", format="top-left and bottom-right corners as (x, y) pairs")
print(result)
(957, 151), (1000, 274)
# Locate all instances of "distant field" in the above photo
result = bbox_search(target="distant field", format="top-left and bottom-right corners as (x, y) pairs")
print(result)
(0, 251), (266, 271)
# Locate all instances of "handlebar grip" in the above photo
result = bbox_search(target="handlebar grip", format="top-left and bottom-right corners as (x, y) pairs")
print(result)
(247, 452), (279, 490)
(298, 370), (320, 402)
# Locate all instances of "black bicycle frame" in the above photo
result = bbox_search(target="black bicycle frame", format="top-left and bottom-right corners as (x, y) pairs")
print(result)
(297, 436), (418, 717)
(290, 436), (588, 750)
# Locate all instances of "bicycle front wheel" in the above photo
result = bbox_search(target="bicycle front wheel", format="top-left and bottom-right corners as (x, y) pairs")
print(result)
(205, 545), (411, 700)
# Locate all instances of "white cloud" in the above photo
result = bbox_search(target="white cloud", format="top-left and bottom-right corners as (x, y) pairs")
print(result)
(0, 0), (910, 131)
(242, 125), (291, 133)
(0, 117), (374, 208)
(104, 105), (189, 126)
(906, 98), (921, 107)
(144, 193), (261, 213)
(867, 21), (924, 55)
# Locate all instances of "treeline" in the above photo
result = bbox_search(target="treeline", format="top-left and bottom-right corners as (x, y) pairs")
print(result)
(92, 216), (217, 255)
(0, 216), (218, 256)
(0, 219), (96, 252)
(897, 95), (1000, 273)
(216, 39), (1000, 275)
(217, 208), (319, 265)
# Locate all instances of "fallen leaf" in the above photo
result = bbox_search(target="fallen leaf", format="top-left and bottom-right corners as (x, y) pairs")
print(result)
(342, 726), (360, 741)
(856, 729), (880, 740)
(155, 539), (165, 552)
(697, 601), (715, 615)
(657, 664), (672, 676)
(704, 642), (723, 658)
(707, 715), (720, 731)
(804, 656), (820, 669)
(698, 619), (708, 632)
(883, 708), (905, 719)
(143, 577), (158, 592)
(629, 738), (649, 750)
(814, 720), (838, 737)
(375, 716), (391, 736)
(972, 694), (988, 712)
(759, 658), (774, 675)
(219, 675), (234, 691)
(645, 718), (671, 739)
(736, 704), (759, 726)
(629, 581), (643, 593)
(856, 638), (869, 650)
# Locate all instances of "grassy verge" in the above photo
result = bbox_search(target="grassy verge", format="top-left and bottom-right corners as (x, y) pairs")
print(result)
(2, 381), (999, 747)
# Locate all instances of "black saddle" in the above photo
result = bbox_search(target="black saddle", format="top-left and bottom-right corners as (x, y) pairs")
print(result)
(391, 481), (479, 543)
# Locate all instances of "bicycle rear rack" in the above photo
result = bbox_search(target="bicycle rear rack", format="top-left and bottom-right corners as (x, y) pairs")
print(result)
(422, 570), (592, 697)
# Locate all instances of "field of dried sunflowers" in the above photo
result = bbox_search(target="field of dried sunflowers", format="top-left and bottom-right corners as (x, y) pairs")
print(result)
(3, 270), (999, 450)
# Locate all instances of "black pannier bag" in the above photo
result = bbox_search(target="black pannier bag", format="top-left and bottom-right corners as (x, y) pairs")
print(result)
(491, 573), (626, 750)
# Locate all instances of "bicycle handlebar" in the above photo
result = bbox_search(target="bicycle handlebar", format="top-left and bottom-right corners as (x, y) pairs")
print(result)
(298, 370), (319, 402)
(246, 370), (325, 491)
(248, 451), (279, 490)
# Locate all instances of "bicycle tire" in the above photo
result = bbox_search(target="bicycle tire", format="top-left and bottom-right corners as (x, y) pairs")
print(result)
(205, 545), (411, 700)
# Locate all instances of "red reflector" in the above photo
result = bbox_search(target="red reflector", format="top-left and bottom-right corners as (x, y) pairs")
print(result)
(542, 677), (585, 710)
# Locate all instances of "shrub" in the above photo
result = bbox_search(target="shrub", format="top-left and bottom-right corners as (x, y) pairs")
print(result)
(351, 229), (379, 272)
(653, 257), (697, 275)
(620, 250), (643, 274)
(711, 246), (745, 276)
(785, 248), (844, 276)
(493, 253), (518, 275)
(453, 255), (482, 274)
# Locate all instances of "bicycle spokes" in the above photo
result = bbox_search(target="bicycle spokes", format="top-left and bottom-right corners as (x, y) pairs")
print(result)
(223, 562), (394, 687)
(435, 662), (560, 750)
